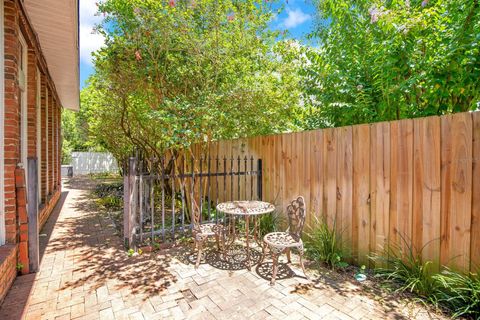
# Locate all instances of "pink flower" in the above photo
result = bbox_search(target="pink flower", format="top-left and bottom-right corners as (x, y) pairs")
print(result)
(169, 0), (175, 8)
(135, 50), (142, 61)
(368, 6), (389, 24)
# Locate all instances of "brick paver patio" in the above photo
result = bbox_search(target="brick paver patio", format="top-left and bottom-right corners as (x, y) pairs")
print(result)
(0, 178), (444, 320)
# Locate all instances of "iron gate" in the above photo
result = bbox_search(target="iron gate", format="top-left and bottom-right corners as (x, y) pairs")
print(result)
(123, 154), (262, 248)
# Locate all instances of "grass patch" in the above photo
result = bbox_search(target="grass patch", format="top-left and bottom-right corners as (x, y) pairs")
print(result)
(370, 239), (440, 305)
(304, 216), (348, 270)
(434, 268), (480, 319)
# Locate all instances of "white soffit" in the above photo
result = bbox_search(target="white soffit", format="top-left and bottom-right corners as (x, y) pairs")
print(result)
(24, 0), (80, 111)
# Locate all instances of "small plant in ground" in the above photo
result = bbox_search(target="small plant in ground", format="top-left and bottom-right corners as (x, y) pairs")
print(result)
(258, 212), (282, 238)
(16, 263), (24, 271)
(370, 237), (440, 304)
(304, 216), (348, 270)
(127, 248), (135, 257)
(433, 268), (480, 319)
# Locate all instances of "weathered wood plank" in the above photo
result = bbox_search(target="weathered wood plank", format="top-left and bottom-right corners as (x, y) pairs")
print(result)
(370, 122), (390, 263)
(27, 158), (39, 272)
(324, 128), (337, 228)
(413, 116), (441, 267)
(353, 124), (371, 264)
(336, 126), (353, 251)
(302, 131), (311, 226)
(472, 112), (480, 271)
(390, 119), (414, 255)
(441, 113), (472, 270)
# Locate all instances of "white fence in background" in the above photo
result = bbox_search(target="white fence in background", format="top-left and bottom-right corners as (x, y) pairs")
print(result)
(71, 152), (119, 175)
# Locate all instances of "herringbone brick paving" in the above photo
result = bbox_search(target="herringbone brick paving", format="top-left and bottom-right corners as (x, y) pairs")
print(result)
(0, 177), (445, 320)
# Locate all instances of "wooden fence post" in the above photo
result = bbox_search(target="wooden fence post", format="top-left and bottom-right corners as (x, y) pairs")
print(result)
(27, 157), (39, 272)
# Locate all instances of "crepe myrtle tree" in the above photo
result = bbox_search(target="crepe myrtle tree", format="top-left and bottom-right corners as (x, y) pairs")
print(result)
(91, 0), (302, 161)
(300, 0), (480, 128)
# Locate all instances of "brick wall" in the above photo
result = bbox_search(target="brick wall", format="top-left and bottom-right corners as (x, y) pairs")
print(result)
(0, 0), (64, 303)
(0, 245), (18, 303)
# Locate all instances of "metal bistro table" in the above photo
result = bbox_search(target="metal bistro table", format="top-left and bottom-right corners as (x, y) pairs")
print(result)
(216, 200), (275, 270)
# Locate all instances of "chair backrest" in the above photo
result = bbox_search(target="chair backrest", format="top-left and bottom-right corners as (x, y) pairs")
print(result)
(286, 196), (306, 241)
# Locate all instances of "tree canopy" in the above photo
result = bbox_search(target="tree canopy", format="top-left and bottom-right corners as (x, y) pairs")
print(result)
(89, 0), (303, 160)
(67, 0), (480, 162)
(301, 0), (480, 128)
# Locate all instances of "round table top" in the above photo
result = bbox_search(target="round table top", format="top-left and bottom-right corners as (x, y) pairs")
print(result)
(216, 201), (275, 216)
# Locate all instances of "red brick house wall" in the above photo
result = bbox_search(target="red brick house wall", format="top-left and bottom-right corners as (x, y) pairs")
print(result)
(0, 0), (64, 303)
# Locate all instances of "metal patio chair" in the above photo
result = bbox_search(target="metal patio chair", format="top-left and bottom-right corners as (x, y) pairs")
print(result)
(260, 196), (308, 285)
(191, 198), (226, 269)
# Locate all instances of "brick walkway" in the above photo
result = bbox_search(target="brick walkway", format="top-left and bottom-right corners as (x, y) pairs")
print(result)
(0, 178), (444, 320)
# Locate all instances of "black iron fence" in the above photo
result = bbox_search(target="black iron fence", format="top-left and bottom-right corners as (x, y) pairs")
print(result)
(123, 154), (262, 248)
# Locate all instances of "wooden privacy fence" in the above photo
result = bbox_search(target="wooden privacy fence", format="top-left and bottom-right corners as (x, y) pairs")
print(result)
(193, 111), (480, 272)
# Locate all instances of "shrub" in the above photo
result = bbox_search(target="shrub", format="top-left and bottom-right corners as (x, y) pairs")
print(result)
(258, 212), (282, 238)
(304, 216), (348, 269)
(434, 268), (480, 319)
(370, 237), (440, 303)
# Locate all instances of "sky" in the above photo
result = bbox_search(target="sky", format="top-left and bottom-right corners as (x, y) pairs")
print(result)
(79, 0), (317, 88)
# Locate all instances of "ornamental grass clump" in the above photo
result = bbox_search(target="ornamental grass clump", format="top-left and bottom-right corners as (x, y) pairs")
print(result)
(434, 268), (480, 319)
(304, 216), (348, 270)
(370, 237), (440, 304)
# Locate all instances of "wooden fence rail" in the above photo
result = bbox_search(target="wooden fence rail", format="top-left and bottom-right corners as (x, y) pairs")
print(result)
(193, 111), (480, 272)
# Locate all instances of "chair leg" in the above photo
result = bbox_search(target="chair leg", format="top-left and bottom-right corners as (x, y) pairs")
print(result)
(270, 249), (279, 286)
(299, 246), (309, 280)
(195, 238), (204, 269)
(286, 248), (291, 263)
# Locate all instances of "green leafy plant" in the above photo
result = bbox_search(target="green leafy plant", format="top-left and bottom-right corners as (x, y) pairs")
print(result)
(87, 0), (303, 161)
(127, 248), (135, 257)
(304, 216), (348, 270)
(258, 212), (282, 238)
(16, 263), (24, 271)
(434, 268), (480, 319)
(298, 0), (480, 130)
(370, 237), (440, 303)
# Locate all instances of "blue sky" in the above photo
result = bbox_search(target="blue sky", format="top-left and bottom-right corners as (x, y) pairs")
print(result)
(79, 0), (317, 88)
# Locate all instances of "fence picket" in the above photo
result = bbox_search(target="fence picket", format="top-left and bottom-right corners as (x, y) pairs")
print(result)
(441, 113), (473, 270)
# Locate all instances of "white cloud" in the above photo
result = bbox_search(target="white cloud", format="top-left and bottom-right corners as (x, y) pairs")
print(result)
(283, 8), (311, 29)
(79, 0), (105, 65)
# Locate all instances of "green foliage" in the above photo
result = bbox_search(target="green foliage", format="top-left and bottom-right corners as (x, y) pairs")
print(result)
(304, 217), (348, 269)
(258, 212), (281, 238)
(94, 182), (123, 210)
(61, 90), (108, 164)
(89, 0), (303, 160)
(434, 268), (480, 319)
(16, 263), (24, 271)
(370, 238), (440, 302)
(300, 0), (480, 128)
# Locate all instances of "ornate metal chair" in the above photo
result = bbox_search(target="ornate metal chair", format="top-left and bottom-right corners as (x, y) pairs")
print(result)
(260, 196), (308, 285)
(191, 199), (226, 269)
